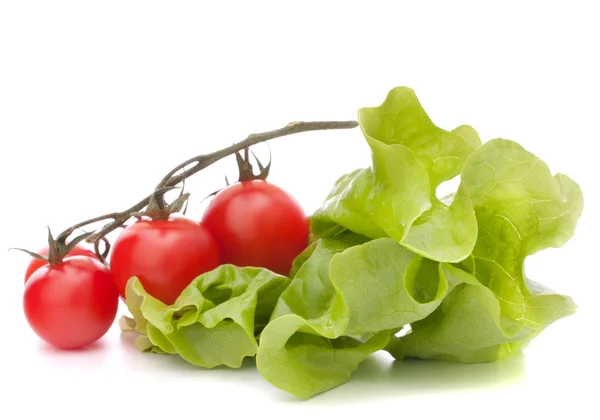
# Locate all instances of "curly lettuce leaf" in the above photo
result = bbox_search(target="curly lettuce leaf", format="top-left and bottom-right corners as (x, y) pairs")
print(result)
(310, 150), (430, 241)
(358, 87), (480, 188)
(389, 139), (582, 363)
(311, 86), (479, 262)
(258, 315), (390, 400)
(388, 265), (534, 363)
(451, 124), (483, 152)
(461, 138), (582, 326)
(257, 236), (460, 399)
(269, 235), (360, 338)
(123, 265), (290, 368)
(401, 182), (476, 262)
(330, 239), (460, 335)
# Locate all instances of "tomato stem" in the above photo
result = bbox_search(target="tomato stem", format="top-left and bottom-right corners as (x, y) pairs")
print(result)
(53, 120), (359, 260)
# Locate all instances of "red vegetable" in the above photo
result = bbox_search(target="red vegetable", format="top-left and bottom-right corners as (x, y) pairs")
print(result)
(201, 180), (309, 276)
(109, 215), (220, 304)
(23, 244), (99, 283)
(23, 256), (119, 349)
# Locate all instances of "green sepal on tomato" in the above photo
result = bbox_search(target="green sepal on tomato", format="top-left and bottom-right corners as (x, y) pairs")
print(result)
(24, 244), (99, 283)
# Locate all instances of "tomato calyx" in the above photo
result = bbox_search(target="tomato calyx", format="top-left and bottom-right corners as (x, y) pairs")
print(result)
(197, 146), (273, 207)
(133, 188), (191, 221)
(235, 147), (271, 182)
(11, 227), (95, 266)
(198, 147), (273, 205)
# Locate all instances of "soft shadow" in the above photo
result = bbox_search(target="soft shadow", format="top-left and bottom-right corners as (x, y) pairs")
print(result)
(309, 352), (527, 404)
(37, 339), (108, 355)
(119, 331), (526, 403)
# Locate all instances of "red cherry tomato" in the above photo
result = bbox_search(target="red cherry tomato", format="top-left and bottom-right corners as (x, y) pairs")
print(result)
(23, 256), (119, 349)
(24, 245), (99, 283)
(201, 180), (309, 276)
(109, 215), (220, 305)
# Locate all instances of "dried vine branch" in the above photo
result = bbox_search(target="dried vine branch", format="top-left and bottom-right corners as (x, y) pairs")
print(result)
(54, 120), (358, 251)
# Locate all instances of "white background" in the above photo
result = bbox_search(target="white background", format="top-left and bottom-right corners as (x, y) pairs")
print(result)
(1, 1), (599, 419)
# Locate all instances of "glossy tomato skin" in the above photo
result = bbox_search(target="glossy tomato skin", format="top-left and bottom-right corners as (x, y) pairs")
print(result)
(24, 245), (99, 283)
(201, 180), (309, 276)
(109, 215), (220, 305)
(23, 256), (119, 349)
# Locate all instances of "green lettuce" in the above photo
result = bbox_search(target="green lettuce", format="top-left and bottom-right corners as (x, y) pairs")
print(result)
(460, 138), (582, 323)
(311, 86), (480, 263)
(386, 138), (582, 362)
(257, 235), (462, 399)
(122, 265), (290, 368)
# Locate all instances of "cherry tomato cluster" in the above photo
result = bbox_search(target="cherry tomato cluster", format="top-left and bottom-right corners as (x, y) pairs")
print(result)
(22, 179), (309, 350)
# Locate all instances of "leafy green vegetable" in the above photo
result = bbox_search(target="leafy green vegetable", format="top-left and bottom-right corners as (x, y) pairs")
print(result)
(122, 265), (290, 368)
(388, 138), (582, 362)
(387, 264), (534, 363)
(311, 86), (479, 262)
(331, 239), (459, 335)
(401, 182), (477, 262)
(462, 138), (582, 324)
(257, 315), (390, 400)
(257, 236), (461, 399)
(358, 88), (480, 188)
(310, 153), (430, 241)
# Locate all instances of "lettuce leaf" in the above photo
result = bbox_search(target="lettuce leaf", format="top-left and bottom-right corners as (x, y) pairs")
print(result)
(257, 235), (461, 399)
(311, 86), (479, 262)
(358, 88), (480, 188)
(387, 265), (535, 363)
(461, 138), (581, 329)
(388, 138), (582, 362)
(257, 315), (390, 400)
(122, 265), (290, 368)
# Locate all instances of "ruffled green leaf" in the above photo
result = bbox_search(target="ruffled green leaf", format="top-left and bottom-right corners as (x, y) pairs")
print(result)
(389, 265), (534, 363)
(269, 236), (356, 338)
(258, 315), (390, 400)
(330, 239), (461, 335)
(311, 86), (479, 262)
(358, 87), (480, 188)
(389, 139), (582, 363)
(310, 154), (430, 241)
(401, 183), (477, 262)
(461, 138), (582, 326)
(257, 236), (459, 399)
(124, 265), (290, 368)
